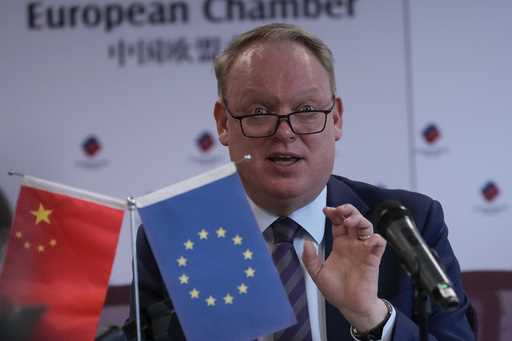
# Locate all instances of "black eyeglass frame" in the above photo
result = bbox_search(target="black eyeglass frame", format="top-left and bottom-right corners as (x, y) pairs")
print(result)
(223, 96), (336, 138)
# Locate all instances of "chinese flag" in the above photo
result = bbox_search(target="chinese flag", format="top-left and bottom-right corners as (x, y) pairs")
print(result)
(0, 177), (125, 341)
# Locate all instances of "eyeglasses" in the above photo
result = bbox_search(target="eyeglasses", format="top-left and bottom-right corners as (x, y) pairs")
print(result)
(223, 97), (336, 138)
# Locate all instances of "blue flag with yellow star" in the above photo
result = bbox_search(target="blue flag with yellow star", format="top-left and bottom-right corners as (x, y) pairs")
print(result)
(135, 163), (296, 341)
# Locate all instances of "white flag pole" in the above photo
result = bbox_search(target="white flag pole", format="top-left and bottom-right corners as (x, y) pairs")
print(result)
(128, 197), (142, 341)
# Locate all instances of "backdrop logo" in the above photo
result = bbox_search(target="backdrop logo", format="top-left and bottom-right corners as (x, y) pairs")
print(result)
(190, 130), (223, 165)
(475, 180), (507, 214)
(82, 136), (101, 157)
(75, 135), (109, 169)
(416, 122), (448, 156)
(481, 181), (499, 202)
(197, 131), (215, 153)
(422, 124), (441, 144)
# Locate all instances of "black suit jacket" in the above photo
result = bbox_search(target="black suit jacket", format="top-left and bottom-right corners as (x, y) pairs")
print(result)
(131, 175), (474, 340)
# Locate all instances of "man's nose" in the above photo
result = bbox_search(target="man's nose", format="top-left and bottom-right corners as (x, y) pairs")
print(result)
(273, 116), (296, 140)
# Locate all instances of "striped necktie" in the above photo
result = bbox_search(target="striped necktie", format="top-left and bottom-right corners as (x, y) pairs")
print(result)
(269, 217), (312, 341)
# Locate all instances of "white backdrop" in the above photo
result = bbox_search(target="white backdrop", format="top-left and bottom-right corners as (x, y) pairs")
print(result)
(1, 0), (510, 286)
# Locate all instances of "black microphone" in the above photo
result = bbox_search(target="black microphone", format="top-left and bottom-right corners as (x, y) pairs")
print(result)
(374, 200), (459, 310)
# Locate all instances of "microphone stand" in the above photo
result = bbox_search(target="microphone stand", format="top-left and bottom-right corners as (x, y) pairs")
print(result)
(122, 299), (183, 341)
(411, 263), (430, 341)
(413, 283), (430, 341)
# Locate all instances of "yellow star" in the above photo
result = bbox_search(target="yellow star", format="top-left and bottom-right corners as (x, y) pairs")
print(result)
(198, 229), (208, 240)
(37, 245), (45, 252)
(49, 239), (57, 247)
(243, 249), (253, 260)
(238, 283), (248, 294)
(177, 256), (187, 267)
(190, 288), (200, 299)
(31, 203), (52, 225)
(206, 296), (216, 306)
(15, 231), (22, 239)
(223, 294), (234, 304)
(245, 267), (255, 278)
(24, 242), (31, 249)
(216, 227), (226, 238)
(184, 240), (194, 250)
(179, 274), (189, 284)
(232, 234), (242, 245)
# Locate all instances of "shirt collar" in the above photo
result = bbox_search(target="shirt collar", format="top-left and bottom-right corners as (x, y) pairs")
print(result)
(248, 187), (327, 245)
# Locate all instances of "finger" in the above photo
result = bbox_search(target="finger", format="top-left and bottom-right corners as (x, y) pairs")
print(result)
(362, 234), (387, 266)
(323, 207), (348, 236)
(323, 206), (345, 225)
(302, 240), (322, 282)
(369, 234), (387, 259)
(336, 203), (361, 218)
(343, 213), (373, 239)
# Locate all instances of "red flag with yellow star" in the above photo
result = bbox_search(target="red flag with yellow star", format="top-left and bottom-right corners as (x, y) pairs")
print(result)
(0, 176), (125, 341)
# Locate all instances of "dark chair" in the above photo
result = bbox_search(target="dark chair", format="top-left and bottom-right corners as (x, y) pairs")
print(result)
(462, 271), (512, 341)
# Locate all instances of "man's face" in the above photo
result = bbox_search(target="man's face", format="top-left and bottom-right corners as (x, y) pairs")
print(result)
(214, 41), (343, 216)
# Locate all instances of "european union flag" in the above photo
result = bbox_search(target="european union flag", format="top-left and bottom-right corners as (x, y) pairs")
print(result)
(135, 163), (296, 341)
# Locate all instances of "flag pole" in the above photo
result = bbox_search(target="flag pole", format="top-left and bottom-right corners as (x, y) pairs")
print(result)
(128, 197), (142, 341)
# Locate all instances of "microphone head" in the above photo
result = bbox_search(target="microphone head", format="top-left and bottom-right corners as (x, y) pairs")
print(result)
(372, 200), (409, 236)
(234, 154), (252, 164)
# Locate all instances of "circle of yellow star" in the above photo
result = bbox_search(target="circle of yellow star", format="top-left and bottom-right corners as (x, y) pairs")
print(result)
(31, 203), (52, 225)
(243, 249), (253, 260)
(15, 231), (22, 239)
(206, 296), (216, 306)
(232, 235), (242, 245)
(180, 230), (255, 306)
(190, 288), (200, 299)
(216, 227), (226, 238)
(49, 239), (57, 247)
(179, 274), (189, 284)
(177, 256), (187, 267)
(184, 240), (194, 250)
(37, 245), (45, 252)
(198, 229), (208, 240)
(223, 294), (234, 304)
(245, 267), (255, 278)
(24, 242), (31, 249)
(238, 283), (248, 294)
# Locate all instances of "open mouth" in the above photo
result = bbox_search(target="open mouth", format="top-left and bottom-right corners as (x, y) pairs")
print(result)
(267, 154), (303, 165)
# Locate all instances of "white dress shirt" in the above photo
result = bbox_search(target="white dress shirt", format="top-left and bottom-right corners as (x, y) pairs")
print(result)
(249, 187), (396, 341)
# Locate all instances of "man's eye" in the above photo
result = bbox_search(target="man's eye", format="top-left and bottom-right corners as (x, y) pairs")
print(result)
(300, 105), (315, 112)
(253, 107), (269, 114)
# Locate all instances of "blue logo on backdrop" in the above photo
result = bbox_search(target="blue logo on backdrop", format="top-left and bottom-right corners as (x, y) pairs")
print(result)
(416, 123), (449, 156)
(82, 135), (101, 157)
(75, 135), (109, 169)
(190, 130), (223, 165)
(197, 131), (215, 153)
(481, 181), (499, 202)
(423, 124), (441, 145)
(474, 180), (508, 214)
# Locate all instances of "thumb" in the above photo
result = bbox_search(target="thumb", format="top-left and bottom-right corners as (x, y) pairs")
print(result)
(302, 240), (322, 282)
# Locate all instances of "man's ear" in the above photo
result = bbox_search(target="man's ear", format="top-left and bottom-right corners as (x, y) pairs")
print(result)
(333, 96), (343, 141)
(213, 101), (229, 146)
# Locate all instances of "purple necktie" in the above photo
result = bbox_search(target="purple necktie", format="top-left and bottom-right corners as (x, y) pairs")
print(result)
(269, 217), (312, 341)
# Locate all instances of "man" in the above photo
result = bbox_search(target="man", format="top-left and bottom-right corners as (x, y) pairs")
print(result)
(132, 23), (474, 340)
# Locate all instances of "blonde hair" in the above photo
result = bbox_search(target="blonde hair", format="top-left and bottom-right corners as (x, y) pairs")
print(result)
(214, 22), (336, 97)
